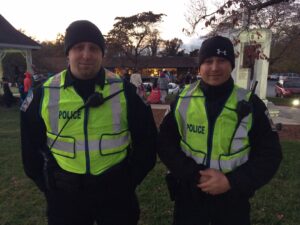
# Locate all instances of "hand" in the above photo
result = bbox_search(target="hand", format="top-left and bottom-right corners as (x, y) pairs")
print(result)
(197, 168), (231, 195)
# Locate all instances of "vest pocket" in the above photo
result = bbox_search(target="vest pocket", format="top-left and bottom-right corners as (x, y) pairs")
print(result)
(99, 130), (130, 156)
(219, 147), (250, 172)
(180, 140), (206, 164)
(47, 132), (76, 158)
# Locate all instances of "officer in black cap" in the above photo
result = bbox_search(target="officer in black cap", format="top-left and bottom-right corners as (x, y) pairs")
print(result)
(158, 35), (282, 225)
(21, 20), (157, 225)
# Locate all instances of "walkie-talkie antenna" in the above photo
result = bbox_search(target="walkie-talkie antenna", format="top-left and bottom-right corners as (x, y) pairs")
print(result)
(249, 81), (258, 101)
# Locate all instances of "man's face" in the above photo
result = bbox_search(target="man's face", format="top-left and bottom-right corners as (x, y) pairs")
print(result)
(199, 56), (232, 86)
(68, 42), (103, 80)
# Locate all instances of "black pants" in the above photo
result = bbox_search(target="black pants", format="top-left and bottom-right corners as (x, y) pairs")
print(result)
(45, 189), (139, 225)
(44, 164), (139, 225)
(173, 182), (251, 225)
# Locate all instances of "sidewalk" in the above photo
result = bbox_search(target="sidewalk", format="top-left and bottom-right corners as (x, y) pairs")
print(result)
(267, 102), (300, 125)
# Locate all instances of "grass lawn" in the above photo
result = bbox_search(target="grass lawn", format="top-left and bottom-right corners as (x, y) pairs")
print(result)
(0, 105), (299, 225)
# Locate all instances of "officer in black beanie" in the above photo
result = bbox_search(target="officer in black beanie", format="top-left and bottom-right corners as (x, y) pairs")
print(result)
(158, 35), (282, 225)
(21, 19), (157, 225)
(64, 20), (105, 56)
(198, 35), (235, 69)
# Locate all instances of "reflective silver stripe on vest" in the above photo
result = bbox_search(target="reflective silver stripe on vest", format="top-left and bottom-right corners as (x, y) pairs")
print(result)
(178, 86), (251, 170)
(100, 134), (129, 150)
(47, 137), (74, 153)
(178, 82), (199, 140)
(236, 88), (248, 102)
(181, 144), (205, 164)
(47, 73), (124, 152)
(48, 133), (129, 153)
(48, 74), (61, 134)
(231, 88), (250, 152)
(231, 116), (249, 151)
(216, 153), (249, 171)
(180, 148), (249, 170)
(107, 80), (122, 132)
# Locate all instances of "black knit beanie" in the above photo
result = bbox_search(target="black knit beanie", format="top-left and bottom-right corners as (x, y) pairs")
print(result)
(64, 20), (105, 55)
(199, 36), (235, 69)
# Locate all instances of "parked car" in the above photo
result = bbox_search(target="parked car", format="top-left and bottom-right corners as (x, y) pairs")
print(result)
(168, 82), (180, 94)
(275, 79), (300, 98)
(278, 73), (300, 81)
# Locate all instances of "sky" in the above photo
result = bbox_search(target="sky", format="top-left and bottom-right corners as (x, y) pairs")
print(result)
(2, 0), (206, 51)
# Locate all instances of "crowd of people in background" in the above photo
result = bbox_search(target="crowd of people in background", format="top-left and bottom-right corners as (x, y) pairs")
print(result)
(1, 65), (198, 107)
(1, 71), (33, 106)
(123, 69), (199, 104)
(0, 68), (50, 107)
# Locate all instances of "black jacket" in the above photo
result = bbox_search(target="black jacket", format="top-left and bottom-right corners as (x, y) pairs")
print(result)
(158, 78), (282, 197)
(20, 67), (157, 192)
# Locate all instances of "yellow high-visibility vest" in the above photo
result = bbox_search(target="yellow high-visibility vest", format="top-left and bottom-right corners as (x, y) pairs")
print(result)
(175, 81), (253, 172)
(41, 69), (130, 175)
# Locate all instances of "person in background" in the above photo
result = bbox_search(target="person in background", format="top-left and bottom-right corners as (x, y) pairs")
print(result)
(130, 69), (145, 99)
(184, 71), (192, 84)
(20, 20), (157, 225)
(2, 77), (15, 107)
(121, 67), (130, 82)
(147, 81), (161, 104)
(175, 73), (185, 89)
(17, 74), (26, 103)
(23, 71), (32, 96)
(130, 69), (142, 87)
(158, 35), (282, 225)
(158, 71), (169, 104)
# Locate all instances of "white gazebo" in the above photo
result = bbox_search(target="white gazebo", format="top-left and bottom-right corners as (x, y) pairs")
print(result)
(0, 14), (41, 80)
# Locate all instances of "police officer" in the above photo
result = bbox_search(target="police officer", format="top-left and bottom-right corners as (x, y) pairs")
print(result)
(158, 36), (282, 225)
(20, 20), (157, 225)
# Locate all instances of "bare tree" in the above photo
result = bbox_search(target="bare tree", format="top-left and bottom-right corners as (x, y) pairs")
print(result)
(184, 0), (298, 35)
(184, 0), (300, 71)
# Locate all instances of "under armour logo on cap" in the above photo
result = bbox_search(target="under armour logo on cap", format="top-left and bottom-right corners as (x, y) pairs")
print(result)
(199, 36), (235, 69)
(217, 49), (227, 56)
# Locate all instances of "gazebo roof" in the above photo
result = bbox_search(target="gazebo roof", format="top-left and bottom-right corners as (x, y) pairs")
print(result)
(0, 14), (41, 50)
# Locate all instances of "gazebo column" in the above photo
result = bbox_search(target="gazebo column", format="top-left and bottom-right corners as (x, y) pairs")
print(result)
(21, 50), (33, 74)
(0, 50), (7, 80)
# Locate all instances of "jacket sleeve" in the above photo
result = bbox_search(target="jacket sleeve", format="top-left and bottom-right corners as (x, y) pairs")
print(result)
(20, 87), (47, 192)
(226, 95), (282, 197)
(157, 105), (206, 183)
(124, 81), (157, 188)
